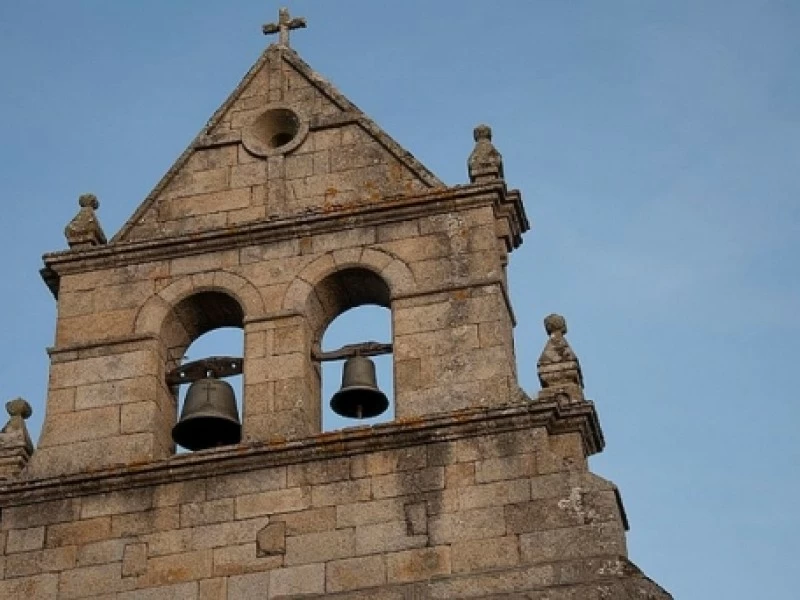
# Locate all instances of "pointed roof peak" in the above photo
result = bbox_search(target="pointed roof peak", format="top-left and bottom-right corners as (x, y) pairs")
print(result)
(110, 37), (444, 244)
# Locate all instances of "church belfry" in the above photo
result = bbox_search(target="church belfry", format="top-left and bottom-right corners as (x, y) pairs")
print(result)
(0, 9), (671, 599)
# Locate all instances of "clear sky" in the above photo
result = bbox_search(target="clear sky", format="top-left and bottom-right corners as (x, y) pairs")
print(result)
(1, 2), (798, 598)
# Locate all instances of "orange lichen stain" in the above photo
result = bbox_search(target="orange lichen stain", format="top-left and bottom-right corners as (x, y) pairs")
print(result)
(324, 187), (339, 200)
(452, 289), (469, 300)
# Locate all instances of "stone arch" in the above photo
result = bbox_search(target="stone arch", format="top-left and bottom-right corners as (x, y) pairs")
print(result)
(281, 248), (415, 316)
(135, 271), (265, 336)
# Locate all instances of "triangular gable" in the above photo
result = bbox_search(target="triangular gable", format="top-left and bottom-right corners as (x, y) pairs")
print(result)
(114, 46), (443, 243)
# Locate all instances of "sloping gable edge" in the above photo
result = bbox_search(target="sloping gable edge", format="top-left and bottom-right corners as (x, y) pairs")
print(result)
(280, 49), (444, 189)
(113, 46), (443, 244)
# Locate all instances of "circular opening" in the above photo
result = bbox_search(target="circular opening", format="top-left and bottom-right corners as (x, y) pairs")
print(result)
(252, 108), (300, 149)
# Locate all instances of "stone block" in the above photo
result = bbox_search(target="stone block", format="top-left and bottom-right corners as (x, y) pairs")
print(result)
(230, 162), (267, 188)
(326, 555), (386, 593)
(141, 528), (191, 558)
(385, 546), (451, 584)
(287, 457), (351, 486)
(284, 528), (354, 565)
(257, 521), (286, 556)
(458, 479), (530, 510)
(0, 574), (58, 600)
(139, 549), (213, 587)
(37, 405), (120, 447)
(227, 571), (271, 599)
(180, 498), (234, 527)
(199, 577), (227, 600)
(121, 542), (147, 577)
(58, 562), (134, 599)
(311, 478), (371, 507)
(350, 446), (427, 478)
(212, 542), (283, 576)
(444, 463), (475, 488)
(371, 466), (444, 499)
(120, 401), (164, 434)
(335, 498), (406, 528)
(393, 325), (479, 361)
(6, 526), (45, 553)
(56, 309), (137, 345)
(474, 454), (536, 484)
(235, 487), (311, 519)
(46, 517), (112, 548)
(206, 466), (286, 500)
(49, 351), (158, 389)
(165, 188), (251, 221)
(451, 535), (520, 573)
(112, 507), (180, 537)
(272, 506), (336, 535)
(505, 491), (621, 534)
(3, 546), (77, 579)
(519, 521), (627, 565)
(404, 502), (428, 536)
(2, 498), (80, 530)
(425, 564), (554, 599)
(270, 562), (325, 597)
(152, 480), (207, 507)
(187, 517), (271, 553)
(117, 582), (199, 600)
(428, 507), (506, 545)
(73, 377), (152, 411)
(77, 538), (130, 567)
(311, 227), (376, 254)
(354, 521), (427, 555)
(81, 488), (153, 519)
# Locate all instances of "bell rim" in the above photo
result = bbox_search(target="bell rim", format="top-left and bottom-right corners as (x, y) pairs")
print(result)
(330, 386), (389, 419)
(171, 415), (242, 452)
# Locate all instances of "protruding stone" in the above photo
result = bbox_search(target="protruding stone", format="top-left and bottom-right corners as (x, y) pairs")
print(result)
(468, 124), (504, 183)
(64, 193), (107, 249)
(536, 314), (585, 404)
(0, 397), (34, 479)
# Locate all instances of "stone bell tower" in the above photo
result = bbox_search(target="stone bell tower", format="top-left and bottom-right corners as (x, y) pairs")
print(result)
(0, 9), (671, 599)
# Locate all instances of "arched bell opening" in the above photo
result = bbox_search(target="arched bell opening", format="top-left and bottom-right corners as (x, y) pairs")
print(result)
(321, 306), (394, 431)
(306, 267), (394, 432)
(159, 291), (245, 453)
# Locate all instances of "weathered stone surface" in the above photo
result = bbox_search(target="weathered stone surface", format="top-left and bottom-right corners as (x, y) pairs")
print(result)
(0, 10), (672, 600)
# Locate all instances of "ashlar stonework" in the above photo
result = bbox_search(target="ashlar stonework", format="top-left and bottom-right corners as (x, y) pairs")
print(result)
(0, 9), (671, 600)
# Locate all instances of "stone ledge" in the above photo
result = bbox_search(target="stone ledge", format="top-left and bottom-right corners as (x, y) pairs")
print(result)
(0, 398), (603, 508)
(41, 180), (528, 297)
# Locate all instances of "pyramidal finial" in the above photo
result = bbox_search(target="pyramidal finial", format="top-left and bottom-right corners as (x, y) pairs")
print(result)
(65, 193), (107, 249)
(0, 397), (34, 479)
(468, 124), (504, 183)
(536, 314), (585, 404)
(263, 7), (307, 47)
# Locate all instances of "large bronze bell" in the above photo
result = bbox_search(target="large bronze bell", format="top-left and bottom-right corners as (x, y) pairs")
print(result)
(172, 377), (242, 451)
(330, 355), (389, 419)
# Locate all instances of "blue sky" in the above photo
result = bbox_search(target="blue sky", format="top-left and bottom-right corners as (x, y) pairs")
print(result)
(1, 2), (798, 597)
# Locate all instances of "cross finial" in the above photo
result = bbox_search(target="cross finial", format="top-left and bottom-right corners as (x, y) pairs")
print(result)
(263, 7), (307, 47)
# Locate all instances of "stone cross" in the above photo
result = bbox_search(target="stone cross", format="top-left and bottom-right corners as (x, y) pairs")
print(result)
(262, 7), (307, 47)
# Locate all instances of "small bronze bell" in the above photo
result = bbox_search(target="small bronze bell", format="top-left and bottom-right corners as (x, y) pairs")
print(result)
(172, 377), (241, 451)
(330, 355), (389, 419)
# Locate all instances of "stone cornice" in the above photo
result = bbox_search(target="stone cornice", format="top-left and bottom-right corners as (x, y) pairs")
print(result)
(41, 181), (529, 296)
(0, 399), (603, 508)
